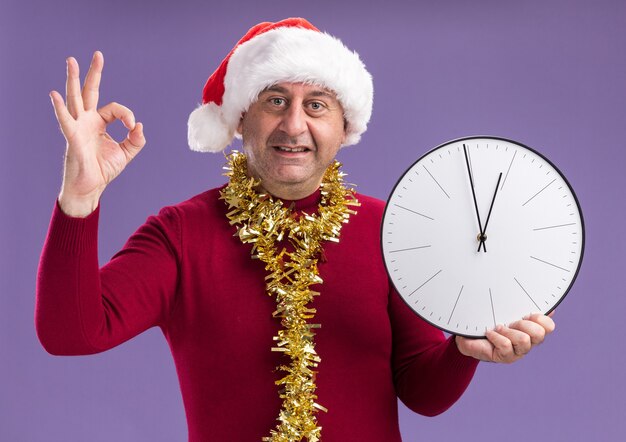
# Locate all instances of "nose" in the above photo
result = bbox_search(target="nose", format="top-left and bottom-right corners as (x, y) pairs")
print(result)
(278, 102), (308, 137)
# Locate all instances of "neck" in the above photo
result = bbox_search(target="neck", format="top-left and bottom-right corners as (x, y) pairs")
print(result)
(255, 183), (320, 201)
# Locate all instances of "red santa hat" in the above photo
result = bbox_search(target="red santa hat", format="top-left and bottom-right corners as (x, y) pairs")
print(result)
(187, 18), (374, 153)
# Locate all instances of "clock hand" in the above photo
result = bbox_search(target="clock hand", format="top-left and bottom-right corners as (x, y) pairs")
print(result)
(463, 144), (486, 252)
(478, 172), (503, 252)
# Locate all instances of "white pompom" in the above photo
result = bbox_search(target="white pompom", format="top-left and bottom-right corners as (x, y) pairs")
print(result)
(187, 102), (234, 153)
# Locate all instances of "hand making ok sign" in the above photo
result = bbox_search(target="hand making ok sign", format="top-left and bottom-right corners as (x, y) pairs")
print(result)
(50, 51), (146, 217)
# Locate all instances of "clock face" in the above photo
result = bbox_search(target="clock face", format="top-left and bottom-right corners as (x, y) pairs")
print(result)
(381, 136), (584, 337)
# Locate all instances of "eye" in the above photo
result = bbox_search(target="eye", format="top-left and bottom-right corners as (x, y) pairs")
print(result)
(308, 101), (325, 112)
(270, 97), (286, 106)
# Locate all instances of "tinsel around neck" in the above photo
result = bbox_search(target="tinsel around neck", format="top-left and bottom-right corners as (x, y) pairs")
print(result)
(219, 151), (359, 441)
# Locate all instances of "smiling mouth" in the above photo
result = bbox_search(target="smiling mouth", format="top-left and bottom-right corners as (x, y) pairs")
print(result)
(274, 146), (310, 153)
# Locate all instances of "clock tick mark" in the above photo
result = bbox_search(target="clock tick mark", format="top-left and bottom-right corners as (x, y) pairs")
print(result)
(530, 256), (571, 272)
(533, 222), (576, 231)
(514, 277), (541, 310)
(423, 165), (451, 199)
(501, 150), (517, 191)
(447, 285), (464, 325)
(393, 204), (435, 220)
(409, 269), (442, 297)
(389, 245), (432, 253)
(489, 288), (497, 328)
(522, 179), (556, 206)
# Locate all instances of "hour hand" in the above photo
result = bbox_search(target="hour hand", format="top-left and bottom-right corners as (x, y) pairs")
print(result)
(478, 172), (503, 252)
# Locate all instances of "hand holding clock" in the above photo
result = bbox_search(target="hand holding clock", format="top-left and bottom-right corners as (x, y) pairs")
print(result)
(454, 313), (555, 363)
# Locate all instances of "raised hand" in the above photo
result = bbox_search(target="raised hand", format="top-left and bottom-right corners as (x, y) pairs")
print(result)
(50, 51), (146, 217)
(454, 313), (556, 363)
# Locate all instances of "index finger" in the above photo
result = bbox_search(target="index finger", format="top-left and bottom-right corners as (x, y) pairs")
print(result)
(82, 51), (103, 110)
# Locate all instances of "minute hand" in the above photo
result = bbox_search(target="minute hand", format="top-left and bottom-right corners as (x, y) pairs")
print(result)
(478, 172), (503, 252)
(463, 144), (486, 252)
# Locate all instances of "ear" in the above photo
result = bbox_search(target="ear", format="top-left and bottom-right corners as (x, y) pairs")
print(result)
(237, 113), (246, 136)
(341, 118), (348, 144)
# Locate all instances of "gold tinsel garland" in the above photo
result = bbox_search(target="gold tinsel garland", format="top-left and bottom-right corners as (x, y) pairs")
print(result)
(219, 151), (359, 442)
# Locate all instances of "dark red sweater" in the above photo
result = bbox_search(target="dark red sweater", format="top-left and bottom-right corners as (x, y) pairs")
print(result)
(36, 188), (478, 441)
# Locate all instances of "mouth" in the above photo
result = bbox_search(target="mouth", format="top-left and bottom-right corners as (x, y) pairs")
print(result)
(273, 145), (311, 153)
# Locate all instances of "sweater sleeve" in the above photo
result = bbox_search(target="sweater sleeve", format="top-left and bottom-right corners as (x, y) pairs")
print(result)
(35, 201), (181, 356)
(389, 286), (479, 416)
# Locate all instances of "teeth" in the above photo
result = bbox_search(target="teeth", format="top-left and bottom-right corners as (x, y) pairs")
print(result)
(277, 146), (306, 152)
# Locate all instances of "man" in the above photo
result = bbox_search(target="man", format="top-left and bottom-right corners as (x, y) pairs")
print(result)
(37, 18), (554, 441)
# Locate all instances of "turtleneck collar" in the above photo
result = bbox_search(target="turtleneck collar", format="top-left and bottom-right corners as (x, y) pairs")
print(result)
(278, 188), (322, 212)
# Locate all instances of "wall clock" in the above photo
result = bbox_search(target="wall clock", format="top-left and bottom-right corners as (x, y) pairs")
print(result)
(381, 136), (584, 337)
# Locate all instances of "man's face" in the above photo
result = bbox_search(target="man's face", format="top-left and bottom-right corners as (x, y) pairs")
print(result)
(237, 82), (346, 200)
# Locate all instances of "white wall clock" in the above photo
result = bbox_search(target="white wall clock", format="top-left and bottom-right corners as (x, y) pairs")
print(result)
(381, 136), (585, 338)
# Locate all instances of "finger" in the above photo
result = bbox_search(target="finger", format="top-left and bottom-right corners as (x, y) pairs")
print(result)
(50, 90), (76, 137)
(524, 313), (556, 334)
(82, 51), (104, 110)
(496, 325), (532, 357)
(510, 318), (547, 346)
(455, 335), (495, 362)
(97, 102), (136, 129)
(119, 122), (146, 160)
(485, 327), (516, 363)
(65, 57), (84, 118)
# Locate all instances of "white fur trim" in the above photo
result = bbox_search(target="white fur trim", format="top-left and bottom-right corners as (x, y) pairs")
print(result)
(187, 102), (234, 152)
(188, 26), (373, 152)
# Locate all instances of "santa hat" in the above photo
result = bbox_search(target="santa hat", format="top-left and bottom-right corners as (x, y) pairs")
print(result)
(187, 18), (374, 153)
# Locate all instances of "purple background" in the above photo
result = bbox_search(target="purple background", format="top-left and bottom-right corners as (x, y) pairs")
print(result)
(1, 0), (624, 440)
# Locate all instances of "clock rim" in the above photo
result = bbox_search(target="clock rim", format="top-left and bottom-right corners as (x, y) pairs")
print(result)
(380, 135), (586, 338)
